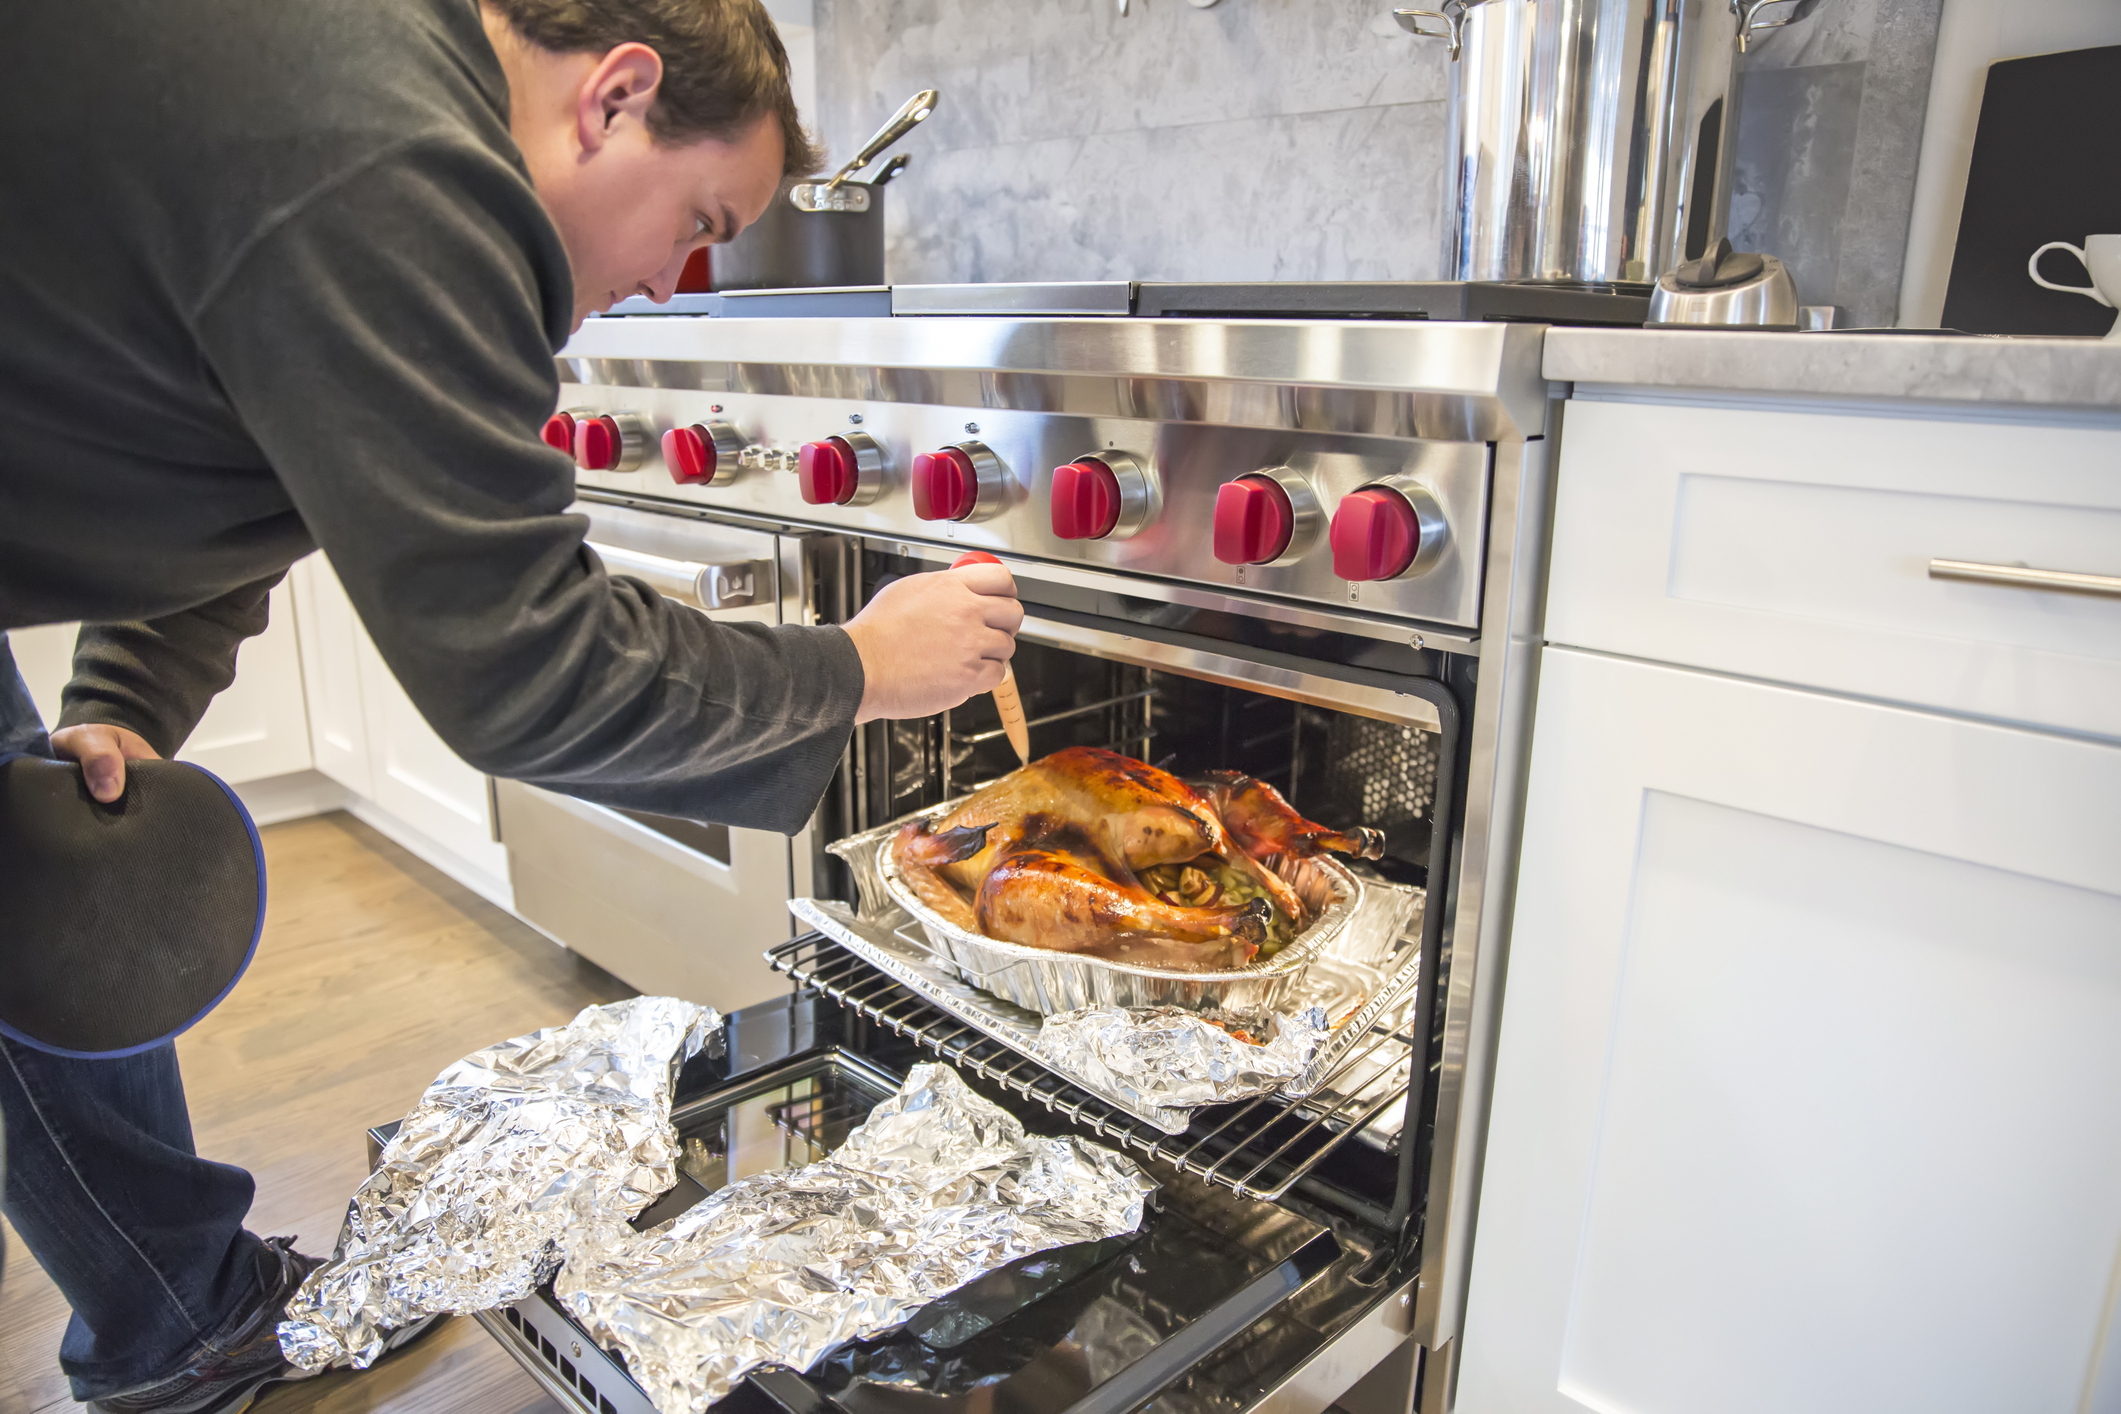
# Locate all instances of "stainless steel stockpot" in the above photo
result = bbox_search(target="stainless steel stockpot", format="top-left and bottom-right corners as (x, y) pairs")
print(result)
(1397, 0), (1818, 285)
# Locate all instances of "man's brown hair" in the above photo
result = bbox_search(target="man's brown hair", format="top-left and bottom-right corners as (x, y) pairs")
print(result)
(487, 0), (822, 176)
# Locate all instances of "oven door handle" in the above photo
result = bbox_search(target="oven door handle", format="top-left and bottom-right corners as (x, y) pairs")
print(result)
(587, 539), (770, 611)
(1057, 1230), (1343, 1414)
(745, 1366), (852, 1414)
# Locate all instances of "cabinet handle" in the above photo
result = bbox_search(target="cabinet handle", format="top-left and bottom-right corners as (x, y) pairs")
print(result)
(1927, 558), (2121, 600)
(587, 540), (770, 611)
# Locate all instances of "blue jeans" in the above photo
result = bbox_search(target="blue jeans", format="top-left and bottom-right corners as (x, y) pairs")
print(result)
(0, 634), (271, 1399)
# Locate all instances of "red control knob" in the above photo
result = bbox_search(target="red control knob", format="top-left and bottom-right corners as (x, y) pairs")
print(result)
(1331, 487), (1422, 581)
(574, 414), (625, 471)
(912, 447), (980, 521)
(1213, 475), (1297, 565)
(1051, 458), (1122, 540)
(662, 426), (714, 484)
(540, 412), (577, 454)
(798, 437), (859, 505)
(665, 423), (749, 487)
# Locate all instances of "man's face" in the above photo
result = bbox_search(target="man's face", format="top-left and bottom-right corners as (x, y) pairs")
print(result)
(543, 111), (784, 329)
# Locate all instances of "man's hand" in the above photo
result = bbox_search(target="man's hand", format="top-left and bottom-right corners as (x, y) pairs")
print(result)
(844, 561), (1024, 724)
(48, 724), (162, 803)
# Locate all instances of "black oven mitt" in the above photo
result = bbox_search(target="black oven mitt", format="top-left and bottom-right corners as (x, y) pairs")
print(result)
(0, 753), (264, 1058)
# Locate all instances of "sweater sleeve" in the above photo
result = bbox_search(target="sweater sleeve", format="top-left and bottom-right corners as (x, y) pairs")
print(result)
(191, 137), (863, 833)
(56, 574), (282, 758)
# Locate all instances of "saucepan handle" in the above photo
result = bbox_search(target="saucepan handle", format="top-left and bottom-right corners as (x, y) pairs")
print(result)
(824, 89), (939, 193)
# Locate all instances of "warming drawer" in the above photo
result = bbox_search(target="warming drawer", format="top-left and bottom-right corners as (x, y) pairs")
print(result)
(495, 778), (795, 1013)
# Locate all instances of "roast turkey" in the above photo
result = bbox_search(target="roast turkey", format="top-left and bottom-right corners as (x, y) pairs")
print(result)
(892, 746), (1382, 969)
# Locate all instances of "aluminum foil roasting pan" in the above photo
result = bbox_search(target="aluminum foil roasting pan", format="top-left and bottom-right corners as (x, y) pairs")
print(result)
(836, 800), (1376, 1015)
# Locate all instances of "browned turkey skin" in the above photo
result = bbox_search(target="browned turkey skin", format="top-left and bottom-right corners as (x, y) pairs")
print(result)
(1195, 771), (1387, 862)
(974, 816), (1271, 962)
(891, 747), (1375, 969)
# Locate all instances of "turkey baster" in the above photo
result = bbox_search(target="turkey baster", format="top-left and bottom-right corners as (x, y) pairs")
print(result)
(952, 552), (1030, 765)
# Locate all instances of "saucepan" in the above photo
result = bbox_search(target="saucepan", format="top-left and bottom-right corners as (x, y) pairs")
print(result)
(712, 89), (937, 291)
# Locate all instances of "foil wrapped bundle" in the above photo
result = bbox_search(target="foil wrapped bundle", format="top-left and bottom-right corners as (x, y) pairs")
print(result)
(279, 996), (722, 1369)
(555, 1063), (1156, 1414)
(1033, 1004), (1329, 1132)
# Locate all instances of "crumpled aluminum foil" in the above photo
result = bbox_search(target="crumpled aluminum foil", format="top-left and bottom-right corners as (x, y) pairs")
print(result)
(1033, 1005), (1330, 1131)
(554, 1063), (1156, 1414)
(279, 995), (722, 1369)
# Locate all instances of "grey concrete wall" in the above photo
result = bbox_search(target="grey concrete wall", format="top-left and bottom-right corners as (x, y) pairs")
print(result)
(1729, 0), (1944, 326)
(812, 0), (1941, 326)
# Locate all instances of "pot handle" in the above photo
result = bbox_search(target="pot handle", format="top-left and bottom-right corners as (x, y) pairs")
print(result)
(823, 89), (939, 194)
(1393, 2), (1467, 61)
(1734, 0), (1825, 53)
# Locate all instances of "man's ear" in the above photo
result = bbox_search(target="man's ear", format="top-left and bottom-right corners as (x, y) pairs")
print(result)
(573, 41), (664, 154)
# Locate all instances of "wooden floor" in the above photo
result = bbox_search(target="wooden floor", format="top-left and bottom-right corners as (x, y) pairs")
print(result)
(1, 811), (635, 1414)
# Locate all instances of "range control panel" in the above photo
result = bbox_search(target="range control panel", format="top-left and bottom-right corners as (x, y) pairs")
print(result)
(551, 386), (1491, 631)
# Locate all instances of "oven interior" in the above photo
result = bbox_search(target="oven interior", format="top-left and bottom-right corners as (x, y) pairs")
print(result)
(804, 543), (1468, 1271)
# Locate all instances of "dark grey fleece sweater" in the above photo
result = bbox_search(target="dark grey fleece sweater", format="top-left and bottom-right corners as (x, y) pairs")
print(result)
(0, 0), (861, 833)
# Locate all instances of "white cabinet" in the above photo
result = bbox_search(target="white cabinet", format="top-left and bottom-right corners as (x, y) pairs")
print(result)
(8, 579), (315, 785)
(1457, 646), (2121, 1414)
(288, 553), (509, 905)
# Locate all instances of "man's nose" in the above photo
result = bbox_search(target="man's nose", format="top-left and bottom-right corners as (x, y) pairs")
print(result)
(643, 248), (693, 305)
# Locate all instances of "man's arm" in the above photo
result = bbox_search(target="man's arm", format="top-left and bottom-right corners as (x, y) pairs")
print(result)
(50, 575), (283, 800)
(57, 574), (280, 759)
(192, 137), (867, 833)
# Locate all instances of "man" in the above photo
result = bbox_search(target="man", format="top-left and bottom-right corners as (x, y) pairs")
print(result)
(0, 1), (1020, 1409)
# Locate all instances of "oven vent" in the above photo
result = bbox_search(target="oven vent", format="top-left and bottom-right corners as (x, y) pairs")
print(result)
(769, 934), (1420, 1225)
(1306, 711), (1439, 829)
(499, 1303), (624, 1414)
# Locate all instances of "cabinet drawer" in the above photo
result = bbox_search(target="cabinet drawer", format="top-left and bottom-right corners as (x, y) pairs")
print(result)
(1548, 398), (2121, 738)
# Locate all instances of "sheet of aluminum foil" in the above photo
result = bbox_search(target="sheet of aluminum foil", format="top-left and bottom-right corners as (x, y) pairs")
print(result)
(554, 1063), (1156, 1414)
(279, 996), (722, 1369)
(1033, 1004), (1329, 1126)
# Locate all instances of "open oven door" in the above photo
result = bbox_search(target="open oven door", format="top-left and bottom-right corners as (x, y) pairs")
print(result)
(434, 990), (1427, 1414)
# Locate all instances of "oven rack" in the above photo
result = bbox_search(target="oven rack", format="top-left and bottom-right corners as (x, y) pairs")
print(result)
(768, 932), (1415, 1216)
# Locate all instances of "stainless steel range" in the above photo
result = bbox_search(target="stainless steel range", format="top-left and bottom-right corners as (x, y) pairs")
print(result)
(483, 287), (1562, 1414)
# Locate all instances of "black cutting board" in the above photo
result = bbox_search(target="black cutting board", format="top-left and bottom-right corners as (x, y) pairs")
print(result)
(1940, 44), (2121, 337)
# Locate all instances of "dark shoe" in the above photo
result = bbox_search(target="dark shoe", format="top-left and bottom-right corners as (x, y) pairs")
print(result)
(91, 1235), (447, 1414)
(90, 1236), (321, 1414)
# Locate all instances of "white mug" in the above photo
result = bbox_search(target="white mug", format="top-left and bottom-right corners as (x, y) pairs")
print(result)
(2027, 234), (2121, 339)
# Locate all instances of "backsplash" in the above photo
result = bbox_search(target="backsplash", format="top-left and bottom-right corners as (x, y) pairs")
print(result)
(810, 0), (1942, 327)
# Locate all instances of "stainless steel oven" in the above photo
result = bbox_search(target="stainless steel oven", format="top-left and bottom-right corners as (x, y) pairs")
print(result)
(469, 306), (1559, 1414)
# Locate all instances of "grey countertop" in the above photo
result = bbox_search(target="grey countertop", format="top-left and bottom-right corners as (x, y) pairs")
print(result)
(1543, 328), (2121, 414)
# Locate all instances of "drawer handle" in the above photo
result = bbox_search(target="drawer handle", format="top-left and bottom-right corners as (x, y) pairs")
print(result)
(587, 540), (770, 611)
(1928, 558), (2121, 600)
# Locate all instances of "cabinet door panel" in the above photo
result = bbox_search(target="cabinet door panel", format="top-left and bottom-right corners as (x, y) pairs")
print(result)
(180, 580), (313, 783)
(355, 624), (508, 882)
(288, 554), (374, 796)
(1457, 649), (2121, 1414)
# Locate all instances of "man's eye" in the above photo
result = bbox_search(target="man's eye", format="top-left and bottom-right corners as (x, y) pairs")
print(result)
(692, 215), (711, 240)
